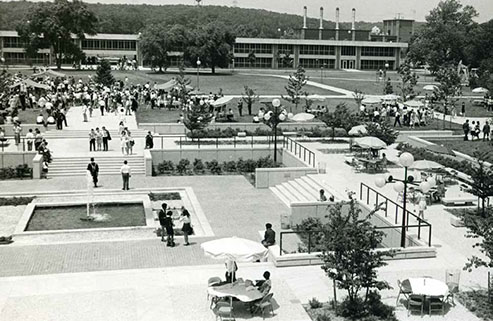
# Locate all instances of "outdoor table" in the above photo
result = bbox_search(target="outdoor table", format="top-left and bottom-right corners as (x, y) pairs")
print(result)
(208, 280), (263, 303)
(407, 278), (449, 297)
(356, 158), (381, 173)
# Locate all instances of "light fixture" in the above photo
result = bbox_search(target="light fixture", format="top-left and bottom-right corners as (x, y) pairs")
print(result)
(399, 152), (414, 167)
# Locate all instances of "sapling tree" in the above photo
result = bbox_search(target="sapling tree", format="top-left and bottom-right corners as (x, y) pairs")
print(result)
(283, 65), (308, 112)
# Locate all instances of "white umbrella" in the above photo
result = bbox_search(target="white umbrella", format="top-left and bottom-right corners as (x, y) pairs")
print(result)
(211, 96), (234, 107)
(362, 97), (382, 105)
(472, 87), (489, 94)
(348, 125), (368, 136)
(383, 94), (400, 100)
(404, 100), (424, 108)
(306, 94), (326, 101)
(292, 112), (315, 122)
(155, 79), (177, 90)
(423, 85), (438, 91)
(354, 136), (387, 149)
(410, 160), (444, 170)
(201, 236), (268, 262)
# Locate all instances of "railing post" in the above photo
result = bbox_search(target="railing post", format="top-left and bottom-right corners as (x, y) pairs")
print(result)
(304, 148), (306, 162)
(216, 137), (218, 149)
(179, 137), (181, 149)
(418, 219), (421, 240)
(367, 187), (370, 204)
(279, 233), (283, 256)
(198, 138), (200, 149)
(428, 226), (432, 247)
(360, 183), (363, 200)
(385, 199), (388, 217)
(376, 194), (379, 209)
(395, 206), (398, 224)
(251, 135), (253, 148)
(234, 136), (236, 148)
(308, 232), (312, 254)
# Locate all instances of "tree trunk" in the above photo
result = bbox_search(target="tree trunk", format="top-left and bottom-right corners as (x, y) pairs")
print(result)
(211, 65), (215, 74)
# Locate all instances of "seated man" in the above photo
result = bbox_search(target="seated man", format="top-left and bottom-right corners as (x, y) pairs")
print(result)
(261, 223), (275, 247)
(36, 114), (45, 125)
(252, 115), (260, 123)
(319, 189), (327, 202)
(226, 108), (234, 121)
(255, 271), (272, 296)
(46, 115), (56, 125)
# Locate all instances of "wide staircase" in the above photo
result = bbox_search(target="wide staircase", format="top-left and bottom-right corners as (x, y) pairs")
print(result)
(42, 128), (148, 139)
(48, 154), (146, 177)
(270, 174), (346, 207)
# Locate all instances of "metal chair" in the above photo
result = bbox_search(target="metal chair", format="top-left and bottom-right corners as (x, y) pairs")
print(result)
(253, 293), (274, 320)
(214, 301), (235, 321)
(445, 269), (461, 306)
(429, 295), (445, 315)
(207, 277), (222, 308)
(407, 294), (424, 316)
(396, 279), (412, 305)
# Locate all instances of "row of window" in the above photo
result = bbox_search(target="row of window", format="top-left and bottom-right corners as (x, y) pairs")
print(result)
(341, 46), (356, 56)
(234, 57), (272, 68)
(360, 60), (395, 70)
(300, 45), (335, 56)
(3, 37), (26, 48)
(234, 43), (272, 54)
(81, 39), (137, 51)
(3, 52), (48, 64)
(299, 59), (335, 69)
(361, 47), (395, 57)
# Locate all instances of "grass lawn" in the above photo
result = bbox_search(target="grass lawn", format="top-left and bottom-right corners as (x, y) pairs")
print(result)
(427, 138), (493, 162)
(16, 108), (48, 124)
(433, 97), (493, 118)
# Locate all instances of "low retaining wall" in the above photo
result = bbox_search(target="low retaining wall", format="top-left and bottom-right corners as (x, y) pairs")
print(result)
(150, 147), (277, 164)
(397, 130), (454, 142)
(0, 152), (37, 168)
(255, 167), (317, 189)
(0, 124), (47, 136)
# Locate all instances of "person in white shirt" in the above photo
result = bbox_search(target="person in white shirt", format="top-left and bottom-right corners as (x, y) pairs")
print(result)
(25, 129), (34, 151)
(120, 160), (131, 190)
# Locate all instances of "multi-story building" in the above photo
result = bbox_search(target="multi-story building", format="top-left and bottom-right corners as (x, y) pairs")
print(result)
(0, 7), (411, 71)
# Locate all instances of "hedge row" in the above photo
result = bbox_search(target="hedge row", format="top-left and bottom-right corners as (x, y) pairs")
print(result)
(187, 127), (347, 139)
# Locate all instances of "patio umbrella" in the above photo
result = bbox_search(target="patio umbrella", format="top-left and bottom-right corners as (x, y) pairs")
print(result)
(201, 236), (268, 262)
(354, 136), (387, 149)
(292, 112), (315, 122)
(423, 84), (438, 91)
(404, 100), (424, 108)
(410, 160), (444, 170)
(211, 96), (234, 107)
(189, 89), (204, 96)
(348, 124), (368, 136)
(362, 97), (381, 105)
(10, 79), (50, 91)
(155, 79), (177, 90)
(383, 94), (400, 100)
(472, 87), (489, 94)
(306, 94), (326, 101)
(425, 144), (455, 156)
(33, 69), (66, 78)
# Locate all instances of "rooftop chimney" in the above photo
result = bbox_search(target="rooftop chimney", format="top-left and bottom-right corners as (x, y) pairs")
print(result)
(335, 7), (340, 30)
(352, 8), (356, 30)
(303, 6), (307, 29)
(319, 7), (324, 29)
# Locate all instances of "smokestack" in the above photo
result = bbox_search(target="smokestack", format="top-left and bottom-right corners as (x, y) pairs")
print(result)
(352, 8), (356, 30)
(303, 6), (307, 29)
(335, 7), (340, 30)
(319, 7), (324, 29)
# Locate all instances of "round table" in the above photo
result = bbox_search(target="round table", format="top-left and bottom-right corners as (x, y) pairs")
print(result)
(407, 278), (449, 297)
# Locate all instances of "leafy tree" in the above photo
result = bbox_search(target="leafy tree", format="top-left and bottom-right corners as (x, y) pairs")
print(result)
(467, 151), (493, 217)
(352, 89), (365, 108)
(367, 120), (398, 145)
(241, 85), (258, 116)
(320, 103), (359, 140)
(16, 0), (98, 69)
(383, 78), (393, 95)
(433, 65), (462, 110)
(174, 64), (191, 103)
(319, 199), (394, 319)
(186, 22), (235, 74)
(407, 0), (478, 72)
(94, 59), (115, 87)
(247, 51), (256, 68)
(183, 101), (213, 136)
(464, 20), (493, 69)
(283, 65), (308, 112)
(397, 60), (419, 101)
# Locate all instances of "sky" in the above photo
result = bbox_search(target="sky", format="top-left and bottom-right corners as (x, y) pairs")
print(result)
(3, 0), (493, 22)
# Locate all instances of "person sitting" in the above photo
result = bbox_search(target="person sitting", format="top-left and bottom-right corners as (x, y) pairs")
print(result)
(261, 223), (276, 247)
(46, 115), (56, 125)
(319, 189), (328, 202)
(255, 271), (272, 296)
(36, 114), (45, 126)
(226, 108), (234, 121)
(252, 115), (260, 123)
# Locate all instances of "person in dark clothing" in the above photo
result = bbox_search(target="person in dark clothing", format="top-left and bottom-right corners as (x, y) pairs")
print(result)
(461, 101), (466, 116)
(237, 100), (243, 117)
(145, 131), (154, 149)
(463, 120), (470, 141)
(163, 211), (175, 247)
(56, 112), (64, 130)
(86, 157), (99, 187)
(158, 203), (168, 242)
(261, 223), (276, 247)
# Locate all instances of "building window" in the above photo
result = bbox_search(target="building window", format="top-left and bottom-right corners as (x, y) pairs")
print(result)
(81, 39), (136, 51)
(299, 58), (335, 69)
(361, 47), (395, 57)
(360, 60), (394, 70)
(341, 46), (356, 56)
(4, 52), (48, 64)
(3, 37), (26, 48)
(300, 45), (335, 56)
(233, 43), (272, 54)
(234, 57), (272, 68)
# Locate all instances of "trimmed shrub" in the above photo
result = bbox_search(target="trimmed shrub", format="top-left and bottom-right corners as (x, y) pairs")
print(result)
(206, 160), (222, 175)
(222, 160), (237, 172)
(309, 297), (323, 309)
(193, 158), (205, 174)
(176, 159), (191, 175)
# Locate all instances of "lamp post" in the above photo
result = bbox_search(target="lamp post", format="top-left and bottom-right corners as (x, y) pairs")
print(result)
(374, 152), (436, 247)
(196, 58), (201, 91)
(263, 98), (285, 162)
(384, 61), (389, 78)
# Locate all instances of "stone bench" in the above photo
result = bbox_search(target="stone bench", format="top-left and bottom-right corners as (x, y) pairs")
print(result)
(442, 197), (476, 207)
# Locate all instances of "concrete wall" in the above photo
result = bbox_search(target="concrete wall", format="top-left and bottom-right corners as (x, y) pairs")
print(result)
(150, 147), (274, 164)
(255, 167), (317, 189)
(397, 130), (454, 142)
(144, 150), (152, 177)
(282, 149), (314, 168)
(0, 152), (37, 168)
(32, 153), (43, 179)
(139, 122), (327, 135)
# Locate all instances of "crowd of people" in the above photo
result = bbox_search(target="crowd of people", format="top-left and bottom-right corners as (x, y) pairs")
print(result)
(462, 119), (491, 141)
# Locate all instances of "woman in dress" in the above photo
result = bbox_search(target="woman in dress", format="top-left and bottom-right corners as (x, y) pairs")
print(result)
(127, 132), (134, 155)
(95, 127), (103, 151)
(417, 191), (427, 220)
(120, 131), (129, 155)
(180, 209), (192, 246)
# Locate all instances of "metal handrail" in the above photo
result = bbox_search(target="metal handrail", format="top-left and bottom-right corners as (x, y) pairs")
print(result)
(283, 136), (316, 168)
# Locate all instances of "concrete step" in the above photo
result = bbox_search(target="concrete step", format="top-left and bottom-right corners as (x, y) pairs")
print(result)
(269, 186), (291, 208)
(284, 181), (312, 202)
(275, 184), (302, 204)
(294, 178), (320, 200)
(306, 174), (347, 200)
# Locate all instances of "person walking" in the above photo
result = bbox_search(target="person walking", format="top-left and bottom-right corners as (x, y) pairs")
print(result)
(127, 132), (134, 155)
(120, 131), (129, 155)
(102, 126), (111, 151)
(393, 109), (402, 127)
(180, 209), (193, 246)
(120, 160), (131, 190)
(82, 104), (88, 122)
(89, 128), (96, 151)
(87, 157), (99, 188)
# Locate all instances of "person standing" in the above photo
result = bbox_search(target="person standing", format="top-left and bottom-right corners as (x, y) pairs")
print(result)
(158, 203), (168, 242)
(180, 209), (193, 246)
(120, 160), (131, 190)
(102, 126), (110, 151)
(393, 109), (401, 127)
(145, 131), (154, 149)
(13, 122), (22, 146)
(261, 223), (276, 247)
(163, 211), (175, 247)
(127, 132), (134, 155)
(89, 129), (96, 151)
(417, 191), (427, 220)
(237, 100), (243, 117)
(121, 132), (129, 155)
(87, 157), (99, 188)
(82, 104), (88, 122)
(463, 120), (470, 141)
(25, 129), (34, 151)
(483, 121), (491, 141)
(34, 129), (43, 151)
(461, 101), (466, 116)
(95, 127), (103, 151)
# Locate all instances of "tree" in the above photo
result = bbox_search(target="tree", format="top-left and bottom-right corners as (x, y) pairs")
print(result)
(247, 51), (256, 68)
(352, 89), (365, 108)
(16, 0), (98, 69)
(183, 102), (213, 136)
(241, 85), (258, 116)
(140, 24), (188, 73)
(397, 60), (419, 101)
(174, 64), (192, 103)
(283, 65), (308, 112)
(94, 59), (115, 87)
(433, 65), (462, 112)
(186, 22), (235, 74)
(383, 78), (393, 95)
(407, 0), (478, 72)
(467, 151), (493, 217)
(319, 199), (394, 319)
(320, 103), (359, 140)
(367, 120), (398, 145)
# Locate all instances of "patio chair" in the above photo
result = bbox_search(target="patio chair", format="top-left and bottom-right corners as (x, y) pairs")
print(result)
(351, 158), (364, 173)
(208, 277), (223, 308)
(396, 279), (412, 305)
(407, 294), (424, 317)
(253, 293), (274, 320)
(445, 270), (461, 306)
(214, 301), (235, 321)
(429, 295), (445, 315)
